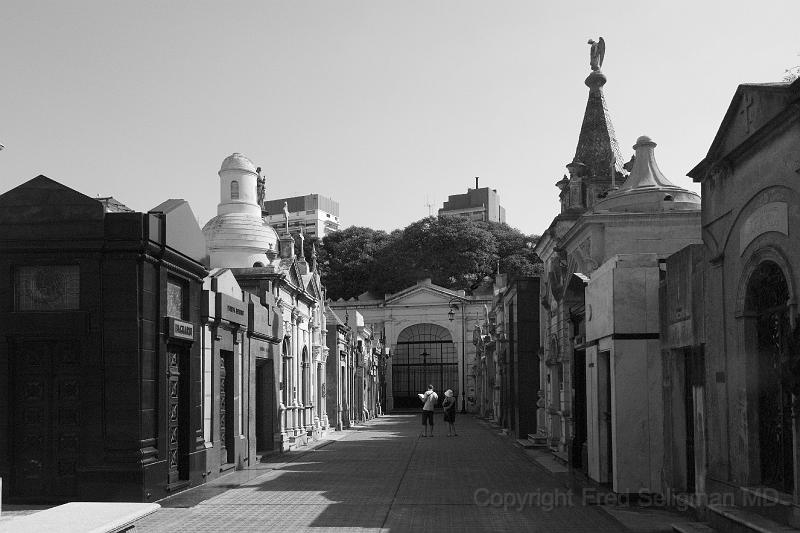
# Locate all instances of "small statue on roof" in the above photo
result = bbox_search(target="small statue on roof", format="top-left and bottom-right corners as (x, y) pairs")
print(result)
(588, 37), (605, 71)
(282, 201), (290, 233)
(310, 242), (318, 271)
(298, 226), (305, 258)
(256, 167), (266, 208)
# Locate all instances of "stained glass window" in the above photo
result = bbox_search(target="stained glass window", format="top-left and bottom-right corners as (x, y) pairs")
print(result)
(15, 265), (80, 311)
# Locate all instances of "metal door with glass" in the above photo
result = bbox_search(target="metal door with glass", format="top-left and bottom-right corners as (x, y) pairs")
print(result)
(167, 346), (189, 484)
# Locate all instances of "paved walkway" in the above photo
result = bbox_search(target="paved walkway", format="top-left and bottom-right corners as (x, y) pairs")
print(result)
(129, 414), (690, 532)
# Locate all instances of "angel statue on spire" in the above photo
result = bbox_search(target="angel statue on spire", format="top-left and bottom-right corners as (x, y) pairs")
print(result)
(587, 37), (605, 71)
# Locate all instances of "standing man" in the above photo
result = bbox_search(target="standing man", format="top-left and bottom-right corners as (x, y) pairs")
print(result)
(418, 384), (438, 437)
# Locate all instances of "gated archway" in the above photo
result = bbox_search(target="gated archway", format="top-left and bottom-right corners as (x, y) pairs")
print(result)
(746, 260), (794, 493)
(392, 323), (457, 408)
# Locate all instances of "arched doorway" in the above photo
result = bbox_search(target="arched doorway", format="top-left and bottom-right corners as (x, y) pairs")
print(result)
(746, 260), (793, 493)
(392, 324), (457, 408)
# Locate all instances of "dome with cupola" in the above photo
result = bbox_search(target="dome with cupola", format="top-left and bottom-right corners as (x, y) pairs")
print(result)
(594, 136), (700, 213)
(203, 153), (279, 268)
(220, 152), (258, 174)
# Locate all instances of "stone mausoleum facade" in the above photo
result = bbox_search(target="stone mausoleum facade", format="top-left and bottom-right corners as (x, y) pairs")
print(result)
(203, 153), (328, 452)
(0, 177), (209, 502)
(660, 77), (800, 527)
(331, 279), (492, 413)
(536, 41), (702, 494)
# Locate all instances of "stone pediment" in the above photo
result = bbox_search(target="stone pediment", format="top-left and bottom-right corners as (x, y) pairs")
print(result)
(690, 82), (797, 182)
(0, 175), (105, 225)
(385, 282), (461, 306)
(303, 272), (323, 301)
(716, 85), (790, 157)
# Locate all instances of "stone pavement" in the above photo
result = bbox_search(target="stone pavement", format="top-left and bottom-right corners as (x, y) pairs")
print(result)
(125, 414), (695, 532)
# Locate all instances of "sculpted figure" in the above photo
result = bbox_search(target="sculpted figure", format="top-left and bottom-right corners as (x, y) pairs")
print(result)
(283, 201), (290, 233)
(298, 226), (305, 257)
(256, 167), (265, 208)
(587, 37), (605, 71)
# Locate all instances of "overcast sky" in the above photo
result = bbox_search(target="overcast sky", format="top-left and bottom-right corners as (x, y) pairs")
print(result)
(2, 1), (798, 236)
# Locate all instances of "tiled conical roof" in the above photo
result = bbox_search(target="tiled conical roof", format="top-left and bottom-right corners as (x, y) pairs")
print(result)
(570, 69), (625, 181)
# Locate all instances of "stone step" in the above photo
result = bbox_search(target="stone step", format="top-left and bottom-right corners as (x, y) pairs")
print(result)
(0, 502), (160, 533)
(739, 487), (797, 527)
(528, 433), (548, 444)
(551, 450), (568, 466)
(672, 522), (717, 533)
(707, 504), (800, 533)
(515, 438), (535, 449)
(527, 434), (549, 447)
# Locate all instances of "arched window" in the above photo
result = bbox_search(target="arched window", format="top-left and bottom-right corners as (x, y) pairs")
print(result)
(231, 180), (239, 200)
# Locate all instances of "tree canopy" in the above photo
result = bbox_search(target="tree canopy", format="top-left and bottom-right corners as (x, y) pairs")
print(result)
(318, 216), (540, 301)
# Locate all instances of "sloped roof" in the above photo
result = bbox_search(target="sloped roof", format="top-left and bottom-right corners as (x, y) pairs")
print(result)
(325, 307), (347, 327)
(689, 79), (800, 181)
(97, 196), (133, 213)
(384, 278), (466, 305)
(149, 199), (207, 265)
(0, 175), (105, 225)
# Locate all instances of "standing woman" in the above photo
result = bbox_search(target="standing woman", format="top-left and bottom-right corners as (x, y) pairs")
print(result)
(442, 389), (457, 436)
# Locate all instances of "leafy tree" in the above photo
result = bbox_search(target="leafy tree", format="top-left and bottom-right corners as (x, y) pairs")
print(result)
(477, 220), (541, 276)
(366, 229), (418, 296)
(318, 226), (389, 300)
(319, 216), (540, 301)
(404, 216), (498, 290)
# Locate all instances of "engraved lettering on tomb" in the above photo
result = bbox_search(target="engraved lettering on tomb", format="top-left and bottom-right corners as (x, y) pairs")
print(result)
(740, 202), (788, 254)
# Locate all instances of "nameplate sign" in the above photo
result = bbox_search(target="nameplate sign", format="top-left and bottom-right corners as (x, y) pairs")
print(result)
(166, 317), (195, 341)
(740, 202), (788, 255)
(216, 293), (248, 326)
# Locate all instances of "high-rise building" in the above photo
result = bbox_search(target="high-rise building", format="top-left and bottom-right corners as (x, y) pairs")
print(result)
(438, 178), (506, 223)
(263, 194), (340, 239)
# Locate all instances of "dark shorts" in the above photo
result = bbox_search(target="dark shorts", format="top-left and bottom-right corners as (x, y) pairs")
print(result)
(421, 410), (434, 426)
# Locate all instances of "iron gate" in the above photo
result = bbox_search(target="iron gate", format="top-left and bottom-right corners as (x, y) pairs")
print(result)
(392, 323), (458, 408)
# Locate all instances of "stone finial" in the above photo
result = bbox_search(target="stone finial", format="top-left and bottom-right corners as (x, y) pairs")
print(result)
(265, 242), (278, 264)
(618, 136), (678, 190)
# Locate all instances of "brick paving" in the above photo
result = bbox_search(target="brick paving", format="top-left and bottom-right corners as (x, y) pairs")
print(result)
(129, 414), (688, 532)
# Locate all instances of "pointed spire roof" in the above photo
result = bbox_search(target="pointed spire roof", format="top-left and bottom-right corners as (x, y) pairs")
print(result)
(570, 67), (625, 180)
(595, 136), (700, 212)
